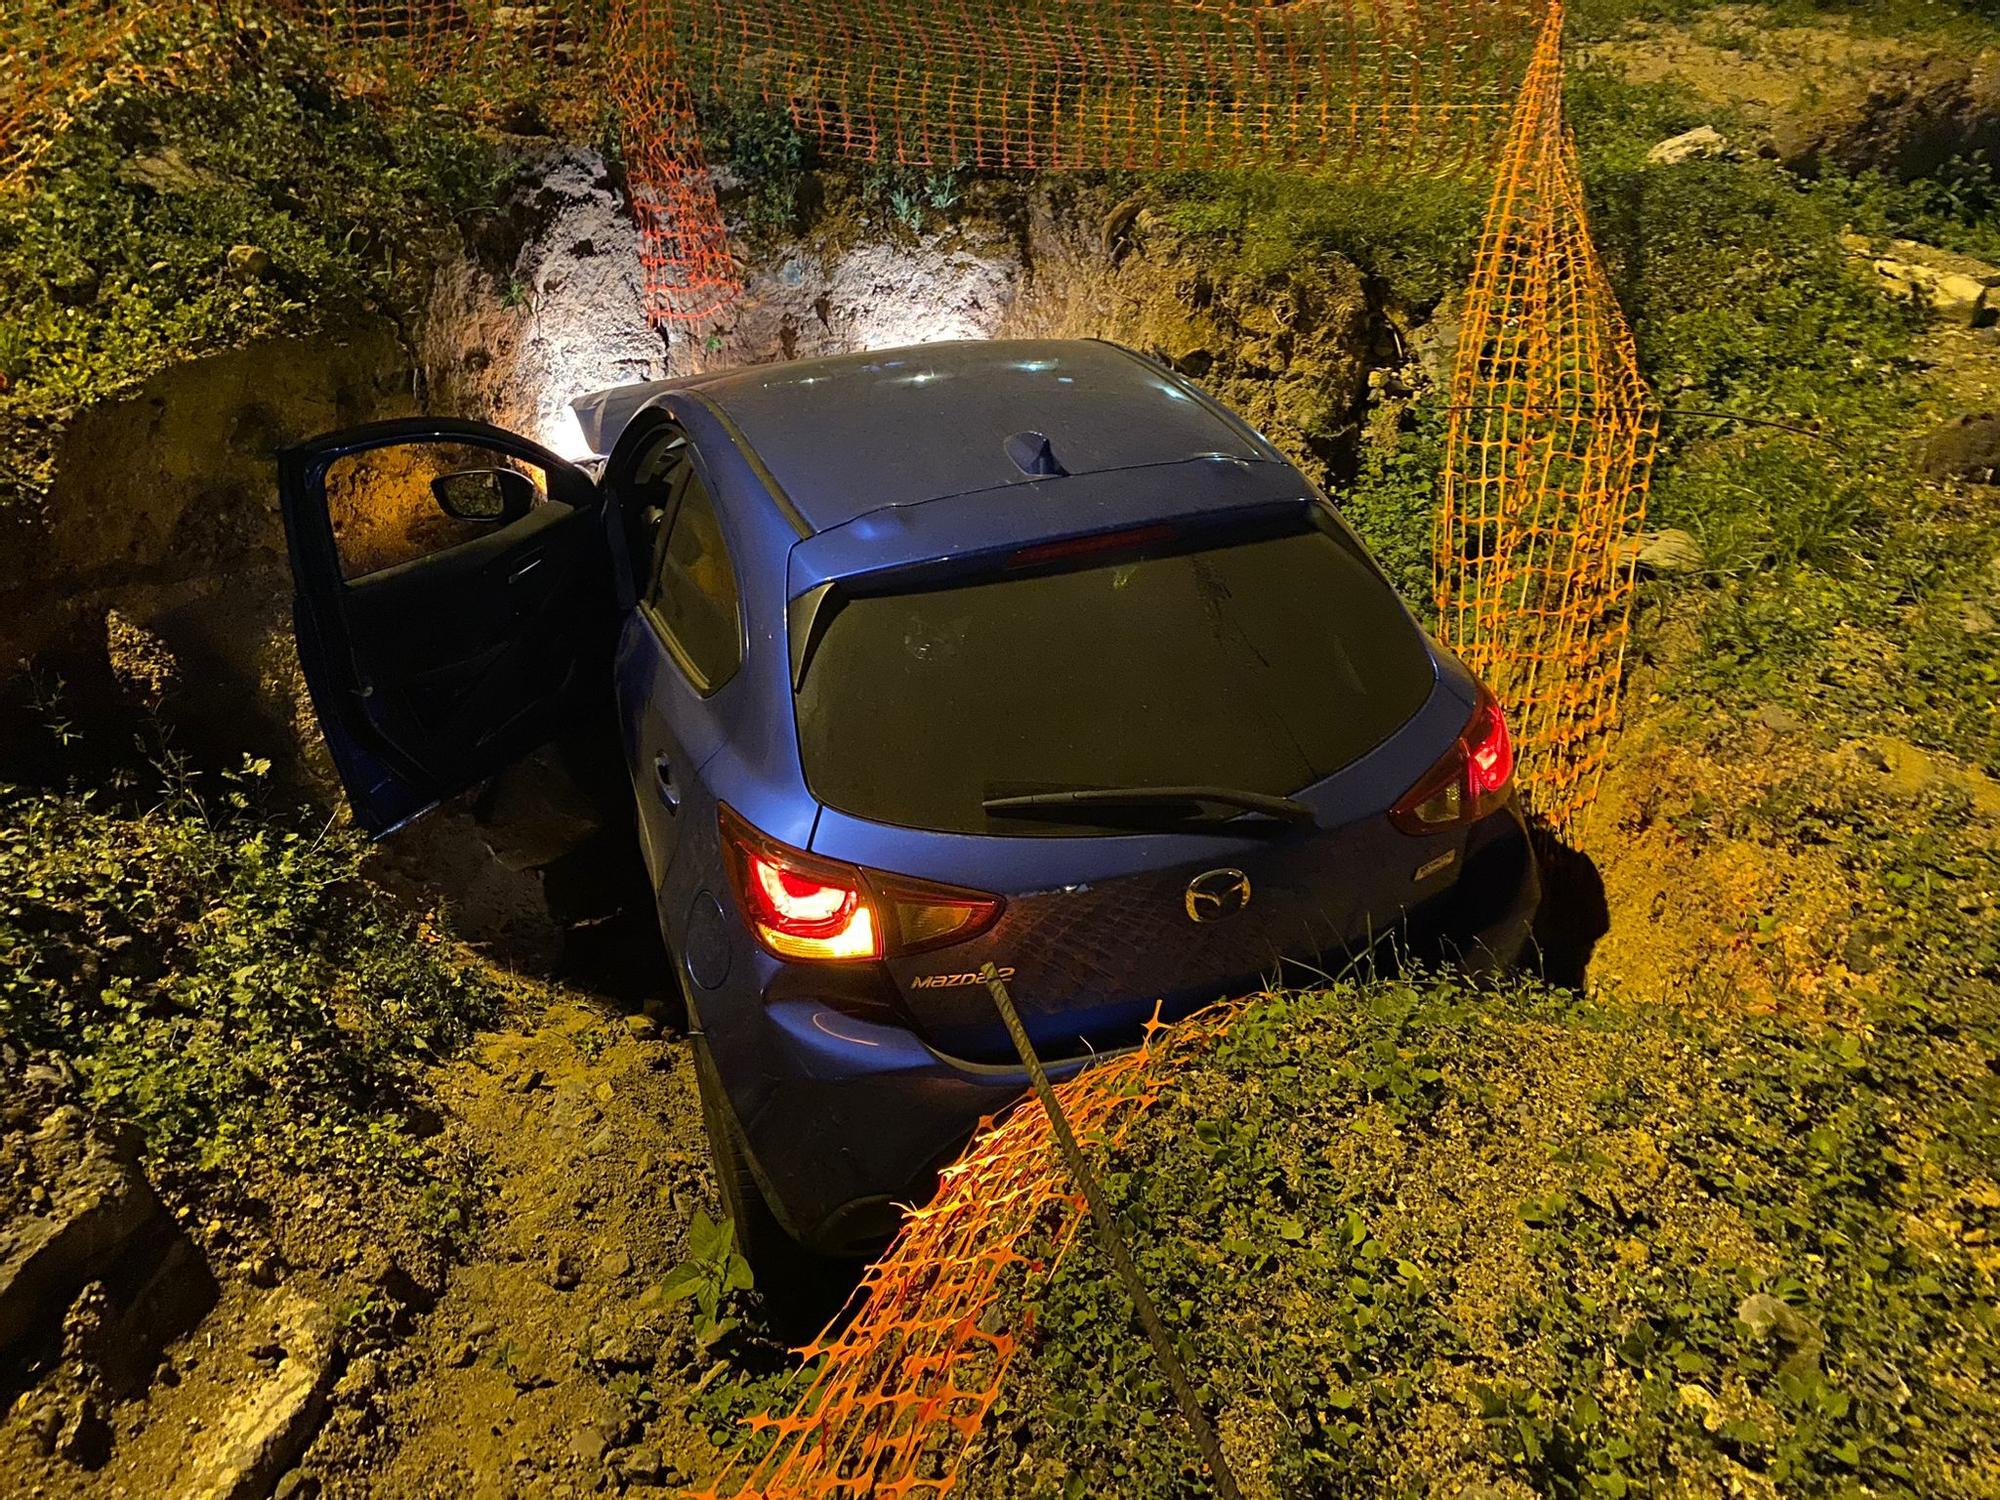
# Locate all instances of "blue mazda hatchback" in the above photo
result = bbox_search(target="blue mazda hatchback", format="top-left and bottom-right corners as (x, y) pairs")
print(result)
(278, 339), (1538, 1278)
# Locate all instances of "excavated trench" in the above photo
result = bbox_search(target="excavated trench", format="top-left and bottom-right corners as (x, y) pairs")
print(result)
(0, 149), (1606, 1497)
(0, 148), (1411, 970)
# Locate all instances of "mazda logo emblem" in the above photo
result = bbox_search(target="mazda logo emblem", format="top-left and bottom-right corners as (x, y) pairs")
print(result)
(1184, 867), (1252, 922)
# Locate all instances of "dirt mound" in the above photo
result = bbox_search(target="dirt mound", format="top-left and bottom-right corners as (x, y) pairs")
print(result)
(1776, 52), (2000, 182)
(0, 322), (414, 790)
(295, 996), (729, 1500)
(1586, 10), (1922, 133)
(1591, 8), (2000, 182)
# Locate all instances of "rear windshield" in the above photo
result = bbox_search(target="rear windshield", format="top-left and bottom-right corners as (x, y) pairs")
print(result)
(794, 527), (1434, 835)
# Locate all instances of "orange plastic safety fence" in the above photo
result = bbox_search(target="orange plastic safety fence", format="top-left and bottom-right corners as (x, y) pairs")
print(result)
(1438, 0), (1657, 831)
(2, 2), (1654, 1489)
(603, 0), (738, 322)
(273, 0), (595, 85)
(2, 1), (158, 182)
(603, 0), (1540, 325)
(690, 1002), (1242, 1500)
(622, 0), (1542, 175)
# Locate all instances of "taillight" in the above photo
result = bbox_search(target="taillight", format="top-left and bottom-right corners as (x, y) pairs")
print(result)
(718, 805), (1002, 963)
(1389, 688), (1516, 835)
(1465, 695), (1514, 798)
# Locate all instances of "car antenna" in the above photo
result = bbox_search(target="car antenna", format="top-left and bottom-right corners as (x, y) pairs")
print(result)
(1004, 430), (1068, 477)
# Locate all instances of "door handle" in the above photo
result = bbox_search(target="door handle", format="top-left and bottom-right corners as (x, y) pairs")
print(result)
(653, 752), (680, 811)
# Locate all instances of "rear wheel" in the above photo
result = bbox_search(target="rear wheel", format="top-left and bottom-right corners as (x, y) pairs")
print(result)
(689, 1034), (856, 1337)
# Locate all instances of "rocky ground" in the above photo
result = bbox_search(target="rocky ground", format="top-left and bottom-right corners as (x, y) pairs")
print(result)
(300, 993), (724, 1500)
(0, 978), (772, 1499)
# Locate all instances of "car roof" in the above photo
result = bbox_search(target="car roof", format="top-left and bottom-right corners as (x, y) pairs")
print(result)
(581, 340), (1280, 535)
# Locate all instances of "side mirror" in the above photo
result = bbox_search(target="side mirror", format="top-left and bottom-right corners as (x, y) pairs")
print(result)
(432, 467), (536, 524)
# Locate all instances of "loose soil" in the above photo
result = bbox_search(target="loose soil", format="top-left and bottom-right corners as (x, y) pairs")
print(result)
(2, 982), (750, 1500)
(301, 991), (727, 1500)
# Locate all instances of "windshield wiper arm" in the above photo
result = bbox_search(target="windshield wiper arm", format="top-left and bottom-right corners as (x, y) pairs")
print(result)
(981, 785), (1315, 825)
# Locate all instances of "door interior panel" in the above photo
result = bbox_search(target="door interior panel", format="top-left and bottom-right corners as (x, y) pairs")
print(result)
(345, 503), (602, 766)
(279, 418), (613, 833)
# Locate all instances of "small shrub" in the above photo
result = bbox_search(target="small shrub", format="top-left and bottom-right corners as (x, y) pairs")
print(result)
(0, 770), (498, 1192)
(0, 8), (508, 514)
(859, 162), (967, 234)
(703, 99), (811, 234)
(658, 1210), (756, 1349)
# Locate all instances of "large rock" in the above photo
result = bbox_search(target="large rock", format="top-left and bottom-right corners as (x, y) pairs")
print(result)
(1646, 125), (1729, 165)
(666, 168), (1023, 384)
(1618, 528), (1706, 576)
(0, 1114), (167, 1355)
(178, 1290), (339, 1500)
(1921, 413), (2000, 483)
(420, 145), (668, 454)
(1841, 234), (2000, 327)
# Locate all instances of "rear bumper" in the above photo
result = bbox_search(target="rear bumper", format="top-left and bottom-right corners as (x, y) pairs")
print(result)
(701, 993), (1087, 1255)
(697, 800), (1539, 1255)
(1412, 798), (1541, 970)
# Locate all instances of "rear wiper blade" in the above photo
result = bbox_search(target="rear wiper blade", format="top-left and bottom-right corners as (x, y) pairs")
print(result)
(981, 785), (1314, 825)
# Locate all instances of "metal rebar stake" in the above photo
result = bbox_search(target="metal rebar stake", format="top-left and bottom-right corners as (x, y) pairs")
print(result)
(978, 963), (1244, 1500)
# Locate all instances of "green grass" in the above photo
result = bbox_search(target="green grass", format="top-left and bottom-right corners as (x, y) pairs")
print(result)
(1151, 170), (1491, 316)
(962, 963), (1999, 1499)
(0, 761), (498, 1206)
(0, 8), (508, 515)
(1568, 0), (2000, 45)
(698, 97), (812, 235)
(1573, 104), (2000, 768)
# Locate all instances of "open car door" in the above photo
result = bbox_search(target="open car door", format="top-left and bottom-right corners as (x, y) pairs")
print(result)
(278, 418), (612, 835)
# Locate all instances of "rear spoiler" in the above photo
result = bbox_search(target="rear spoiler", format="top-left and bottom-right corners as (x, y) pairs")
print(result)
(784, 480), (1328, 690)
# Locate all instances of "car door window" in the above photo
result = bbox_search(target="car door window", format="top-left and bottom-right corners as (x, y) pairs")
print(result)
(621, 424), (691, 582)
(644, 471), (742, 691)
(325, 440), (558, 581)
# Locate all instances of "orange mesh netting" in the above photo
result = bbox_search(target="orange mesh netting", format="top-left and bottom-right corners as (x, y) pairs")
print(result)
(272, 0), (593, 85)
(1436, 6), (1656, 833)
(626, 0), (1543, 174)
(2, 1), (155, 181)
(604, 0), (740, 322)
(605, 0), (1533, 322)
(689, 1002), (1241, 1500)
(4, 4), (1656, 1492)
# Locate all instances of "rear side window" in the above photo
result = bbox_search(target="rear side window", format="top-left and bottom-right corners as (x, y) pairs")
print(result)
(644, 473), (742, 691)
(795, 527), (1434, 834)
